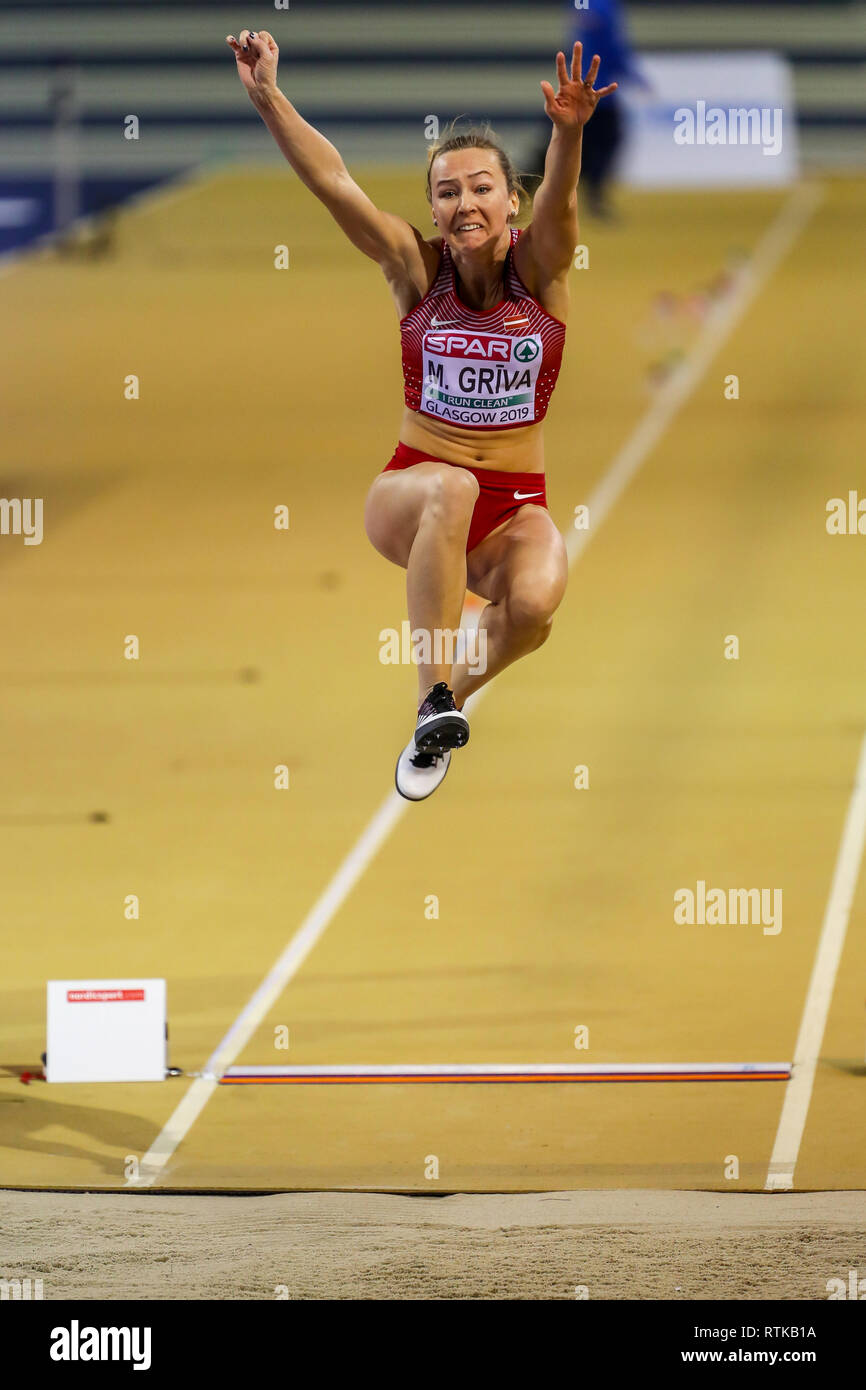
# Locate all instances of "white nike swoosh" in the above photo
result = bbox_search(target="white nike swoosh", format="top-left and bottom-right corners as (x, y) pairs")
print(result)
(429, 317), (460, 327)
(513, 490), (543, 501)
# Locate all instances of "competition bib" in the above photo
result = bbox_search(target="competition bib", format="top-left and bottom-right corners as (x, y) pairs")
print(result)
(420, 330), (543, 428)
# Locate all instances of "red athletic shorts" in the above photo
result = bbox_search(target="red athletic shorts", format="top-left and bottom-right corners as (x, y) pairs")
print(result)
(382, 442), (548, 554)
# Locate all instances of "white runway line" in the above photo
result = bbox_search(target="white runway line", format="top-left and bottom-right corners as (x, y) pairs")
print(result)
(765, 731), (866, 1192)
(567, 180), (824, 565)
(129, 792), (408, 1187)
(132, 181), (823, 1188)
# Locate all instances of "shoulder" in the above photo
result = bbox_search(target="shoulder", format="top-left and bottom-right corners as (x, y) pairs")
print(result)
(383, 229), (445, 320)
(512, 224), (570, 324)
(419, 232), (446, 281)
(512, 225), (540, 292)
(379, 216), (443, 273)
(422, 233), (446, 272)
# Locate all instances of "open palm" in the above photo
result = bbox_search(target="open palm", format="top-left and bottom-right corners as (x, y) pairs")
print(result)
(540, 41), (618, 129)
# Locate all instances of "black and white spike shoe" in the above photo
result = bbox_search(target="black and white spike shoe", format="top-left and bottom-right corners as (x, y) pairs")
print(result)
(395, 740), (452, 801)
(414, 681), (470, 754)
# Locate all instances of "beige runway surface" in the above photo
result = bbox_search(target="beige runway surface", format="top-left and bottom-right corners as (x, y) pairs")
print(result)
(1, 172), (865, 1207)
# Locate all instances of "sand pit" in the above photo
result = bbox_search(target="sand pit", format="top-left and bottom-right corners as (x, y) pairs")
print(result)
(2, 1189), (865, 1300)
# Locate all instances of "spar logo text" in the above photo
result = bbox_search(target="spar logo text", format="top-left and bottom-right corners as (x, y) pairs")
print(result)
(425, 333), (513, 359)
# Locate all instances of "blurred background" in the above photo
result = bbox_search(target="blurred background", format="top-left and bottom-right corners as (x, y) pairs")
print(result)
(2, 0), (864, 256)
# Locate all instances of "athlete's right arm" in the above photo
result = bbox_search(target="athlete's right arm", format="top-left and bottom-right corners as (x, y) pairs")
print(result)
(227, 29), (426, 281)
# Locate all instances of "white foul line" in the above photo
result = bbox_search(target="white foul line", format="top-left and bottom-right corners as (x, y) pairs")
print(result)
(222, 1061), (791, 1080)
(765, 732), (866, 1191)
(131, 181), (822, 1187)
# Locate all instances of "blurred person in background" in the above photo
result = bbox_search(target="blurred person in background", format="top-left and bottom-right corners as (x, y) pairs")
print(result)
(527, 0), (647, 217)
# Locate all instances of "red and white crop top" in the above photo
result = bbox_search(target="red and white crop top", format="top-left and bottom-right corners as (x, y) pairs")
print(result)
(400, 227), (566, 431)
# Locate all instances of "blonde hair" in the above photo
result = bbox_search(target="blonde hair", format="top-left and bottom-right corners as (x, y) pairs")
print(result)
(425, 119), (529, 222)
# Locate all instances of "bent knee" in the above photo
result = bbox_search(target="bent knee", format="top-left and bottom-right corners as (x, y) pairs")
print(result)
(506, 583), (564, 636)
(533, 615), (555, 648)
(420, 463), (480, 520)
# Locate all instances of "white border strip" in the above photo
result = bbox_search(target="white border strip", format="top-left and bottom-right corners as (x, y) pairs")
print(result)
(131, 180), (822, 1188)
(765, 731), (866, 1190)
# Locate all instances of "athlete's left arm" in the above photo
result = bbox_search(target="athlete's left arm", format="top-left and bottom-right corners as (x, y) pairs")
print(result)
(524, 43), (617, 279)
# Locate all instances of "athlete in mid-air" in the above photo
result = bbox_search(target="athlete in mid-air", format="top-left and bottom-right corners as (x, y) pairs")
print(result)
(227, 29), (616, 800)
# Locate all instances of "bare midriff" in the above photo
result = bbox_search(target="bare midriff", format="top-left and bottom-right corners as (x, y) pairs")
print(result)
(398, 406), (545, 473)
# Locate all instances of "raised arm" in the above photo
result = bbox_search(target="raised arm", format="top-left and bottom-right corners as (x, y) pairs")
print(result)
(520, 43), (617, 281)
(226, 28), (423, 275)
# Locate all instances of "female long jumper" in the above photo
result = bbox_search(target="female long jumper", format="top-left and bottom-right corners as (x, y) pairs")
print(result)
(227, 30), (616, 800)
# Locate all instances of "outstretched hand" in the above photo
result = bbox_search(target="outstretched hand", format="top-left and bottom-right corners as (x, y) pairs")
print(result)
(540, 41), (617, 128)
(226, 28), (279, 96)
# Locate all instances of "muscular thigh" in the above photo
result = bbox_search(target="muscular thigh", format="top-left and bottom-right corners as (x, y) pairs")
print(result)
(466, 503), (568, 607)
(364, 461), (478, 568)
